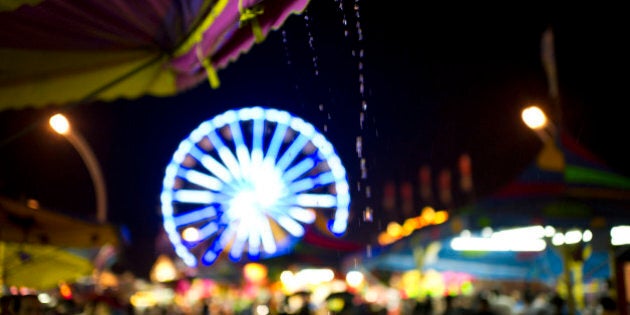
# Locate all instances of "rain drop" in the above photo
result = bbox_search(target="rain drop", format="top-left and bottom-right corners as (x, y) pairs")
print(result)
(363, 207), (373, 222)
(359, 112), (365, 129)
(356, 136), (362, 158)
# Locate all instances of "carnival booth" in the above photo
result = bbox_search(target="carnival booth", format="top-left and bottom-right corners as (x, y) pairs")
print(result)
(343, 132), (630, 314)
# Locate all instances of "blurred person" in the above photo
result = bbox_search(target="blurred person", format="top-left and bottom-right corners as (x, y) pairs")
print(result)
(14, 295), (42, 315)
(598, 296), (618, 315)
(487, 289), (514, 315)
(547, 294), (566, 315)
(441, 295), (465, 315)
(1, 296), (15, 315)
(518, 290), (546, 315)
(475, 297), (496, 315)
(413, 296), (434, 315)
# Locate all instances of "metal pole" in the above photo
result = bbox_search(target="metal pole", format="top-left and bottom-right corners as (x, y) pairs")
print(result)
(63, 132), (107, 223)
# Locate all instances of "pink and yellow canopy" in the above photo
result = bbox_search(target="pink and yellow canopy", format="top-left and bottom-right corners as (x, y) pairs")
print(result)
(0, 0), (310, 110)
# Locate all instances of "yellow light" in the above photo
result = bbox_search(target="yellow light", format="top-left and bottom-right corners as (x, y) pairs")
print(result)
(243, 262), (267, 284)
(181, 227), (200, 242)
(130, 291), (157, 308)
(433, 211), (449, 224)
(150, 255), (178, 283)
(521, 105), (548, 130)
(49, 113), (71, 134)
(378, 232), (396, 245)
(386, 222), (403, 238)
(345, 270), (364, 288)
(59, 283), (72, 300)
(402, 218), (417, 236)
(421, 206), (435, 222)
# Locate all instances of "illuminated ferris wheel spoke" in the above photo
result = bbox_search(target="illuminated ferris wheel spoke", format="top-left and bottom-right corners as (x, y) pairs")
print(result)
(202, 248), (220, 265)
(258, 218), (278, 254)
(179, 168), (224, 191)
(267, 211), (305, 237)
(293, 193), (337, 208)
(188, 145), (234, 185)
(264, 123), (289, 164)
(228, 121), (252, 173)
(282, 158), (316, 183)
(173, 189), (216, 204)
(229, 228), (247, 260)
(207, 130), (243, 180)
(197, 221), (220, 240)
(248, 225), (262, 257)
(288, 171), (335, 194)
(275, 134), (311, 172)
(251, 117), (264, 165)
(288, 207), (316, 223)
(173, 206), (217, 227)
(161, 107), (350, 267)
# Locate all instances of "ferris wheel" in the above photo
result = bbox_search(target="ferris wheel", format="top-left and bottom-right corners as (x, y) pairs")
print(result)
(160, 106), (351, 267)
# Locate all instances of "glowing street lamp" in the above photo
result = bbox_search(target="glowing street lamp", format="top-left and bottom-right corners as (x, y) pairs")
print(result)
(521, 105), (559, 143)
(49, 113), (107, 223)
(521, 105), (564, 172)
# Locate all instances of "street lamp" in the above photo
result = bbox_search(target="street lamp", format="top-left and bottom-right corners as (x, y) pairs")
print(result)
(49, 113), (107, 223)
(521, 105), (564, 172)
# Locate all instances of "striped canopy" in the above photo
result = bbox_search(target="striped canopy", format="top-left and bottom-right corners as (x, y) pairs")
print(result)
(0, 0), (310, 110)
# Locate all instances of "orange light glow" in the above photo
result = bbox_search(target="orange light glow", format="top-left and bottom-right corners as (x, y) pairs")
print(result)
(243, 262), (267, 284)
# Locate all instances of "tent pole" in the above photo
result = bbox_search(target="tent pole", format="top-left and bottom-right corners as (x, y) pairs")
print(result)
(561, 245), (577, 315)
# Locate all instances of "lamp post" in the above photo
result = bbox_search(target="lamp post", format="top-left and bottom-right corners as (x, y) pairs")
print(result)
(521, 105), (565, 172)
(522, 105), (577, 313)
(49, 113), (107, 224)
(550, 228), (594, 315)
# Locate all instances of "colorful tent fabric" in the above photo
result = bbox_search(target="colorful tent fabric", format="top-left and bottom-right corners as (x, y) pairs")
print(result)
(457, 132), (630, 232)
(0, 241), (94, 290)
(342, 234), (610, 283)
(0, 195), (120, 248)
(342, 132), (628, 281)
(0, 0), (310, 110)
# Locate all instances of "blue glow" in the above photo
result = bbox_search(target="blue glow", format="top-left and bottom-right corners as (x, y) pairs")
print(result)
(207, 130), (242, 180)
(161, 107), (351, 267)
(294, 193), (337, 208)
(251, 117), (264, 165)
(229, 121), (251, 175)
(198, 221), (219, 240)
(289, 207), (316, 223)
(275, 134), (310, 171)
(189, 145), (233, 184)
(173, 190), (214, 204)
(264, 123), (289, 164)
(173, 206), (216, 227)
(282, 158), (315, 183)
(181, 169), (223, 191)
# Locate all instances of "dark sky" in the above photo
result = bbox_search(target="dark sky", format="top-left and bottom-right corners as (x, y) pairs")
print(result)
(1, 3), (628, 278)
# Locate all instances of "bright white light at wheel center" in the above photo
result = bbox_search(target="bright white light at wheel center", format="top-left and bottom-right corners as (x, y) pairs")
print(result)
(229, 165), (286, 218)
(250, 163), (286, 208)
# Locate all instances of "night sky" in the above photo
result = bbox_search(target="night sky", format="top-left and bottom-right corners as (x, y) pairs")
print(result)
(1, 3), (627, 278)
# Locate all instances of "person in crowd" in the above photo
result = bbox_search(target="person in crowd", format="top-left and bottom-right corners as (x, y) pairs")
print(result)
(442, 295), (467, 315)
(547, 294), (566, 315)
(598, 295), (618, 315)
(1, 296), (15, 315)
(475, 297), (496, 315)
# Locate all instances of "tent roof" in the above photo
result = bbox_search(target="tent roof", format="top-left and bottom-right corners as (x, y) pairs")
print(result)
(458, 132), (630, 230)
(0, 195), (120, 248)
(0, 0), (310, 110)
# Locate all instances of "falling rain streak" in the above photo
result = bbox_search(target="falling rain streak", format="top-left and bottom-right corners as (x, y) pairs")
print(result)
(281, 30), (292, 66)
(303, 12), (319, 77)
(347, 0), (373, 222)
